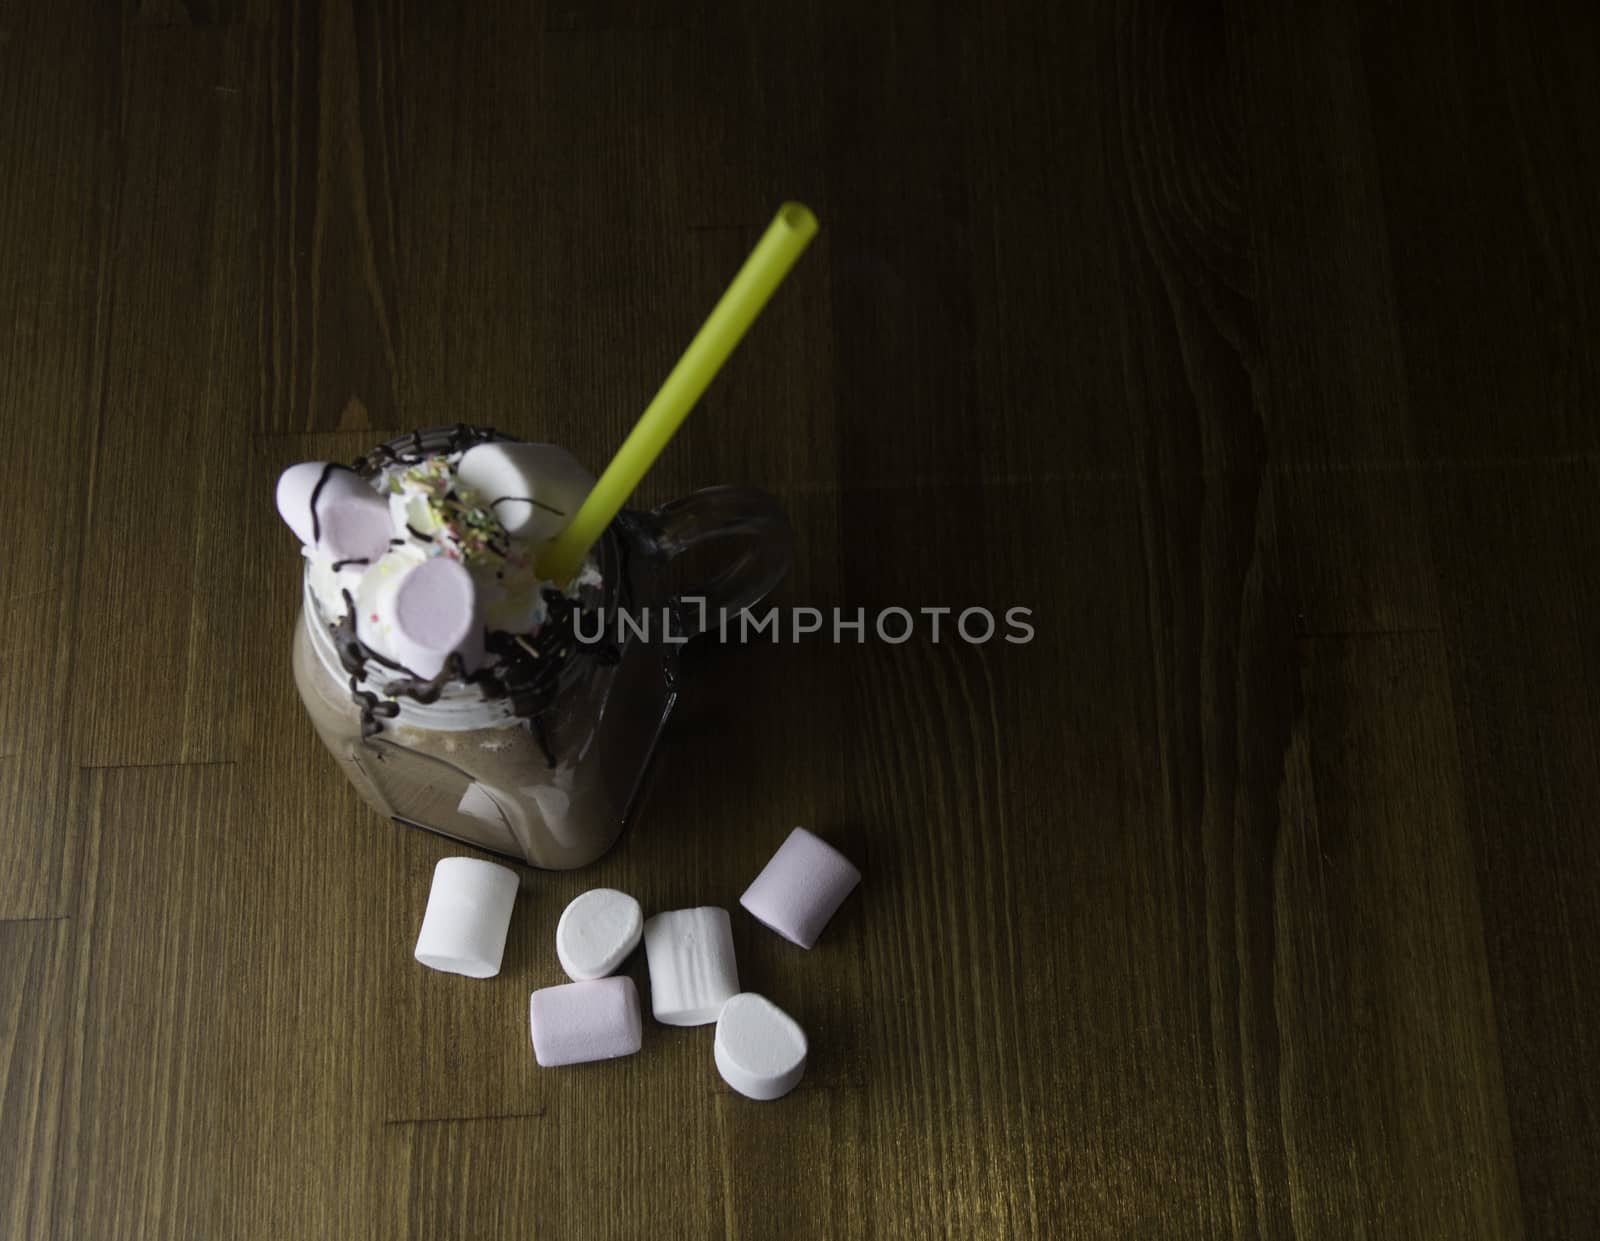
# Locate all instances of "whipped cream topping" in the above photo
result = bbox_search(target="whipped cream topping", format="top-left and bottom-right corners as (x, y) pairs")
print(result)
(301, 446), (600, 674)
(281, 428), (617, 748)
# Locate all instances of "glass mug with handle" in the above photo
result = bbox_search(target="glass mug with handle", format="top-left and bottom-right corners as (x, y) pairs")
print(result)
(290, 427), (791, 867)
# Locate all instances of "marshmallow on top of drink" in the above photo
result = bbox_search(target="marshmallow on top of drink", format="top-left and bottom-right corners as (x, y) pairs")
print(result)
(276, 436), (598, 683)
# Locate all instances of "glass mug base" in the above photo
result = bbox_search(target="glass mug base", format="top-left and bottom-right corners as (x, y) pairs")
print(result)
(287, 429), (791, 869)
(292, 603), (673, 868)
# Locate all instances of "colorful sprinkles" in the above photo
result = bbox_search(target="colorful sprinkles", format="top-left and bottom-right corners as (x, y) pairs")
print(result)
(386, 453), (516, 569)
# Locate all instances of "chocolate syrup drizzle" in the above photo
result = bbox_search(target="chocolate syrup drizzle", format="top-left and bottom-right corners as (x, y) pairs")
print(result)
(308, 462), (358, 545)
(355, 422), (501, 471)
(326, 426), (619, 760)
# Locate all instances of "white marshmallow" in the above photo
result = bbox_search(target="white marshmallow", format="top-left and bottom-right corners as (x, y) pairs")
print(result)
(642, 907), (739, 1026)
(740, 828), (861, 949)
(413, 857), (520, 979)
(529, 977), (643, 1068)
(276, 462), (392, 565)
(455, 442), (595, 542)
(556, 888), (643, 981)
(714, 993), (808, 1101)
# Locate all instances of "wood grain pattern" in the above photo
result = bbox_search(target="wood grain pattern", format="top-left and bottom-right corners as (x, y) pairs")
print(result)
(0, 919), (72, 1238)
(2, 0), (1598, 1237)
(0, 0), (113, 918)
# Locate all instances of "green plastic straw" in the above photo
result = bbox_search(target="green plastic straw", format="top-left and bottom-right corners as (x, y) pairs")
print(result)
(536, 202), (819, 584)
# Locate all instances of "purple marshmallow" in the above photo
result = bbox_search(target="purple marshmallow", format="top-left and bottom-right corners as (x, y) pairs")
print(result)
(529, 976), (642, 1068)
(740, 827), (861, 949)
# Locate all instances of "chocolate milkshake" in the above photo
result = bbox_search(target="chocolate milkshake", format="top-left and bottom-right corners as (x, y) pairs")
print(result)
(282, 427), (677, 868)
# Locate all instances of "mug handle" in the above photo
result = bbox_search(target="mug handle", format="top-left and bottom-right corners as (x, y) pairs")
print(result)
(643, 486), (793, 639)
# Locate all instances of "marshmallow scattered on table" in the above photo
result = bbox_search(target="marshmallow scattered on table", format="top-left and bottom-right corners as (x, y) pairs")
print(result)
(715, 993), (808, 1101)
(276, 462), (392, 565)
(557, 888), (643, 981)
(455, 442), (596, 542)
(529, 977), (643, 1067)
(643, 907), (739, 1026)
(740, 828), (861, 949)
(413, 857), (520, 979)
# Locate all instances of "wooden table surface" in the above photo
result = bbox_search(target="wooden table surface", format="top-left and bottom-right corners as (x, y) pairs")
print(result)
(4, 1), (1598, 1237)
